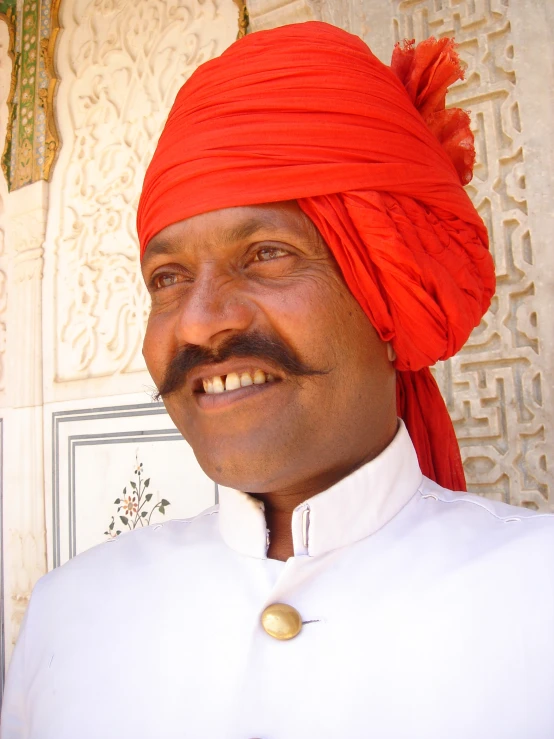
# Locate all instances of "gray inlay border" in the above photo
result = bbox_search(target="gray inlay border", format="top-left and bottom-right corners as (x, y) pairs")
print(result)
(52, 402), (170, 567)
(52, 401), (218, 566)
(68, 429), (183, 559)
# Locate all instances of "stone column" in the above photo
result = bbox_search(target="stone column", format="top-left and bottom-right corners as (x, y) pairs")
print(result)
(3, 181), (48, 669)
(0, 8), (14, 693)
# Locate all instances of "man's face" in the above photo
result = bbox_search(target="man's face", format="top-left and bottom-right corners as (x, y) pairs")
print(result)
(141, 202), (397, 495)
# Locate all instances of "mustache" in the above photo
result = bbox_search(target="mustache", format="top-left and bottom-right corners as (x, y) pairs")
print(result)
(154, 331), (327, 400)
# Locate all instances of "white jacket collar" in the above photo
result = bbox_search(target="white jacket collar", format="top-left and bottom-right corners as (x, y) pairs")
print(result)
(218, 419), (422, 559)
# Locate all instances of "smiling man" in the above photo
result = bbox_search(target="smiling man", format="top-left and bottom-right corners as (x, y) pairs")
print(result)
(141, 202), (398, 560)
(2, 21), (554, 739)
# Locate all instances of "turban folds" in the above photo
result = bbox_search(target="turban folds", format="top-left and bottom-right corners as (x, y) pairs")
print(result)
(137, 22), (495, 491)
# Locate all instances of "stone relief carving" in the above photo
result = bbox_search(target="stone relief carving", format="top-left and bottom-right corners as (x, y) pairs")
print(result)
(248, 0), (310, 29)
(51, 0), (238, 382)
(392, 0), (550, 509)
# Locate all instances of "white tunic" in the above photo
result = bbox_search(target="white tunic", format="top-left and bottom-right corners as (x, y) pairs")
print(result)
(2, 422), (554, 738)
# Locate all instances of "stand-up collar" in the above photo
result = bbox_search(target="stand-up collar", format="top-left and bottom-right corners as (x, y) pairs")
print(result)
(218, 420), (423, 559)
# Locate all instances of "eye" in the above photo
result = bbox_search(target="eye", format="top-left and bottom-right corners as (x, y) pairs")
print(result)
(252, 246), (289, 262)
(151, 272), (183, 290)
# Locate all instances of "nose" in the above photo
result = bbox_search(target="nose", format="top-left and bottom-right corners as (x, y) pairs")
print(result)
(174, 270), (254, 347)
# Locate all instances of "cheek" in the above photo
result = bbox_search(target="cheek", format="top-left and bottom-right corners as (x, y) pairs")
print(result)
(257, 272), (353, 361)
(142, 314), (174, 380)
(301, 279), (372, 364)
(309, 280), (389, 379)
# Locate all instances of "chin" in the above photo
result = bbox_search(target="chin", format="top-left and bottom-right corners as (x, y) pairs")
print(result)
(192, 446), (280, 493)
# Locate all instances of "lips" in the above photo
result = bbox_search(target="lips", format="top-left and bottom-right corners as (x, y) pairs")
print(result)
(186, 359), (283, 403)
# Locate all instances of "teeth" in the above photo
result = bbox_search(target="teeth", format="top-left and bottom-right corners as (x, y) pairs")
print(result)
(202, 370), (276, 393)
(225, 372), (241, 391)
(253, 370), (266, 385)
(212, 376), (225, 393)
(240, 372), (253, 387)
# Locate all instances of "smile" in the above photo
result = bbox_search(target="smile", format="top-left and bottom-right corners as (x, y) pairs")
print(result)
(201, 369), (277, 394)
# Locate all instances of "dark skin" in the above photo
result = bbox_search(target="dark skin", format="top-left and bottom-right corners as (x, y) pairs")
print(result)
(141, 202), (398, 560)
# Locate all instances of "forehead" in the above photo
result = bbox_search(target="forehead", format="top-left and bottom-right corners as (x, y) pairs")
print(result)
(141, 202), (323, 265)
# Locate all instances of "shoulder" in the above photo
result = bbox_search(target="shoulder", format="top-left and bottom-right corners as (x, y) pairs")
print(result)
(418, 477), (554, 525)
(32, 504), (221, 603)
(414, 477), (554, 559)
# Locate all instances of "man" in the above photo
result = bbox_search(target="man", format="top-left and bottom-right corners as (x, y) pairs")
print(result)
(2, 21), (553, 739)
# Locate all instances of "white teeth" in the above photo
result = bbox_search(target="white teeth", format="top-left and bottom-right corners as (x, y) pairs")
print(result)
(240, 372), (253, 387)
(253, 370), (266, 385)
(212, 376), (225, 393)
(225, 372), (241, 391)
(202, 369), (276, 393)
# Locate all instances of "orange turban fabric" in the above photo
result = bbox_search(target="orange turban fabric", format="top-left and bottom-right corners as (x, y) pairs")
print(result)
(137, 22), (495, 491)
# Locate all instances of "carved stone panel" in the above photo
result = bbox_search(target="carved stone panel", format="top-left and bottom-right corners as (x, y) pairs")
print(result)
(48, 0), (239, 390)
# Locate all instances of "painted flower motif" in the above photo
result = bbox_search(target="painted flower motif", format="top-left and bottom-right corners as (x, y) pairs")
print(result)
(121, 494), (138, 515)
(104, 457), (171, 539)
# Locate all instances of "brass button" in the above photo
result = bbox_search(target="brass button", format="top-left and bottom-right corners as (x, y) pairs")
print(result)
(261, 603), (302, 640)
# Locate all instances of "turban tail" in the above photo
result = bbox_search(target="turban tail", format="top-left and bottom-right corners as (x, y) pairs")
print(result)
(137, 22), (496, 491)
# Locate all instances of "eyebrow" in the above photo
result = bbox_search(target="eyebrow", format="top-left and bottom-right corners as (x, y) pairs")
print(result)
(221, 217), (270, 244)
(141, 216), (276, 267)
(141, 238), (181, 264)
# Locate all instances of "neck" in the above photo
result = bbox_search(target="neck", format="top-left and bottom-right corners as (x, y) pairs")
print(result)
(251, 424), (398, 561)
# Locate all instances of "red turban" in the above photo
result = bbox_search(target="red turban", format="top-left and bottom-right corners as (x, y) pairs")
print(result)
(137, 22), (495, 491)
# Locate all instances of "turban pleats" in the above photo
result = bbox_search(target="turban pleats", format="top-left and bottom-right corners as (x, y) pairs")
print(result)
(137, 22), (496, 491)
(298, 191), (490, 490)
(396, 367), (466, 492)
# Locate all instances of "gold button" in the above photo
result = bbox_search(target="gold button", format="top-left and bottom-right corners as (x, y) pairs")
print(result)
(261, 603), (302, 640)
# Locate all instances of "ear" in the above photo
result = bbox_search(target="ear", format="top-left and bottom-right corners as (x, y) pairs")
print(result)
(387, 343), (397, 363)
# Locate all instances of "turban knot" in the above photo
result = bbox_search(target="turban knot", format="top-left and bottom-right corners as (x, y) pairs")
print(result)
(137, 22), (495, 491)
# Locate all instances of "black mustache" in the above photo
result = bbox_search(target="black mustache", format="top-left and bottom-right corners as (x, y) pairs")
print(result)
(154, 331), (327, 399)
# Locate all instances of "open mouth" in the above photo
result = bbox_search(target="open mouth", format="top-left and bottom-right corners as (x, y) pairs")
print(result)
(196, 369), (278, 395)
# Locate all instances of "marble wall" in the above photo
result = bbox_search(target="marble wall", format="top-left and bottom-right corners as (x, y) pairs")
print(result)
(0, 0), (240, 697)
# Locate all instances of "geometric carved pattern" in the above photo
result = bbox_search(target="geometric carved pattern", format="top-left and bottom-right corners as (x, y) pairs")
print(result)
(392, 0), (551, 509)
(52, 0), (238, 381)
